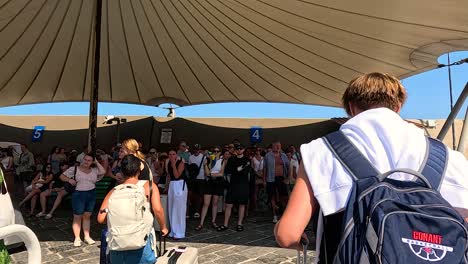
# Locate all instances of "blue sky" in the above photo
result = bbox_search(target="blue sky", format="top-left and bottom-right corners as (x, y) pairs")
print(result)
(0, 51), (466, 119)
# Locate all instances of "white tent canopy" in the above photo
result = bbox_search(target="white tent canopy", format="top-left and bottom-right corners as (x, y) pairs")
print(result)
(0, 0), (467, 108)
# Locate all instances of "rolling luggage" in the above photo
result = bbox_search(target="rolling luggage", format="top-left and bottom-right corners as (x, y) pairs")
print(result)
(156, 233), (198, 264)
(296, 236), (309, 264)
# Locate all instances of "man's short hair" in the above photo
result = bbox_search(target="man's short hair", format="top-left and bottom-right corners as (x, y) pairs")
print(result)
(342, 72), (407, 116)
(120, 155), (141, 179)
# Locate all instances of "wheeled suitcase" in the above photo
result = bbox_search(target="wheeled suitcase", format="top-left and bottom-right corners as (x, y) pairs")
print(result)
(156, 233), (198, 264)
(297, 236), (309, 264)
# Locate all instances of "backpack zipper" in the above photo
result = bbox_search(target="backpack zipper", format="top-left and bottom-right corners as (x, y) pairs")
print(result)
(358, 182), (436, 201)
(376, 211), (468, 263)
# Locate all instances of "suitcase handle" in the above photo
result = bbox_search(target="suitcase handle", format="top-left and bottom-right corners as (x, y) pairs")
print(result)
(297, 235), (309, 264)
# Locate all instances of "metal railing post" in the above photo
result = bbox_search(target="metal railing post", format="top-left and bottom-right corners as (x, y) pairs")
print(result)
(438, 82), (468, 141)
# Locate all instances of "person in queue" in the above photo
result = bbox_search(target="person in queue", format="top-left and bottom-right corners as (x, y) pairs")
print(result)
(195, 146), (226, 230)
(61, 153), (106, 247)
(120, 139), (151, 181)
(166, 149), (187, 239)
(98, 155), (168, 263)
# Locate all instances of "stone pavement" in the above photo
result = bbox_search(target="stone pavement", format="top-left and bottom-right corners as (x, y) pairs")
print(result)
(9, 203), (316, 264)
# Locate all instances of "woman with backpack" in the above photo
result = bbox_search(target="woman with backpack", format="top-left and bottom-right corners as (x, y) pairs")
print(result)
(165, 149), (187, 239)
(98, 155), (168, 264)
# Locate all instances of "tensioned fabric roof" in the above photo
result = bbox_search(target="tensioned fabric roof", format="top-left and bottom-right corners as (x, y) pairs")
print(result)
(0, 0), (467, 107)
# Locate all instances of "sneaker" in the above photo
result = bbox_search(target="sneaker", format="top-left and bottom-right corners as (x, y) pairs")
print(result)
(73, 238), (82, 247)
(35, 212), (46, 217)
(84, 237), (95, 245)
(44, 214), (53, 219)
(194, 213), (200, 219)
(272, 216), (278, 223)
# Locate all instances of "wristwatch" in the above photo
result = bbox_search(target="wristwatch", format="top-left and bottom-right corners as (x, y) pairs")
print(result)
(99, 208), (109, 214)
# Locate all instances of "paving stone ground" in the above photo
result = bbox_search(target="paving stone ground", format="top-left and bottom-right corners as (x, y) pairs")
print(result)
(9, 198), (316, 264)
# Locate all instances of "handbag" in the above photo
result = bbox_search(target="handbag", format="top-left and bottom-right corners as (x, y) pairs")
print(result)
(63, 166), (77, 193)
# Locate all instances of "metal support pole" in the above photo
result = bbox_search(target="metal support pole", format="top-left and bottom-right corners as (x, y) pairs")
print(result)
(87, 0), (103, 155)
(116, 119), (121, 145)
(149, 117), (156, 147)
(447, 53), (456, 149)
(438, 82), (468, 141)
(457, 106), (468, 152)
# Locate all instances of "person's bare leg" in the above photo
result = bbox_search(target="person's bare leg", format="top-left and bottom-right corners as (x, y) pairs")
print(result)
(39, 190), (50, 214)
(223, 204), (233, 227)
(199, 194), (212, 227)
(19, 189), (39, 207)
(30, 194), (39, 215)
(211, 195), (220, 224)
(49, 191), (66, 215)
(82, 212), (93, 242)
(72, 215), (82, 242)
(238, 205), (246, 226)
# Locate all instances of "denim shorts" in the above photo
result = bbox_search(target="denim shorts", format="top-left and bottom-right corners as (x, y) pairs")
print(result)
(72, 189), (96, 215)
(109, 234), (156, 264)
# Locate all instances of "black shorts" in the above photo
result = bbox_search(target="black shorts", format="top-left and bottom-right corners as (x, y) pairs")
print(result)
(204, 177), (225, 196)
(225, 183), (249, 205)
(39, 184), (49, 193)
(266, 177), (288, 201)
(191, 179), (206, 195)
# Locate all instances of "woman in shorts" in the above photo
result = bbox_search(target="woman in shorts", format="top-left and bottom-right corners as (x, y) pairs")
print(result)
(195, 146), (226, 231)
(36, 162), (70, 219)
(61, 153), (106, 247)
(18, 164), (53, 216)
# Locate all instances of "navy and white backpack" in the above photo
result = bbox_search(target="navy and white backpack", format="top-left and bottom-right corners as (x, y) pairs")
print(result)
(323, 131), (468, 264)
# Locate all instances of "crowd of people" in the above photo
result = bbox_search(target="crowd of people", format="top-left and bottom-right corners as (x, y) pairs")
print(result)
(0, 137), (302, 244)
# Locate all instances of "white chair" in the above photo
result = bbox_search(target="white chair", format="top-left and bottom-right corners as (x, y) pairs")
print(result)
(0, 224), (41, 264)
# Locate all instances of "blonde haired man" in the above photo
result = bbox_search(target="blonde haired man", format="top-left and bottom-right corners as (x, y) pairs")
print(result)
(275, 72), (468, 263)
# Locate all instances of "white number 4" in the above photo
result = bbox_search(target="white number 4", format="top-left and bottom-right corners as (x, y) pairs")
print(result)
(252, 129), (260, 140)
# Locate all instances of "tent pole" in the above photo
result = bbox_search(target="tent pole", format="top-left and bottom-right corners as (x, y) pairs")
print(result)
(457, 106), (468, 153)
(438, 82), (468, 141)
(87, 0), (103, 155)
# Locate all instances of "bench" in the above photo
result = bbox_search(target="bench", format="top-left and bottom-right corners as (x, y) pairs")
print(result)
(47, 176), (113, 208)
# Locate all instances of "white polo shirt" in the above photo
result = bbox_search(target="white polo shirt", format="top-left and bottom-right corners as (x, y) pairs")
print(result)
(300, 108), (468, 216)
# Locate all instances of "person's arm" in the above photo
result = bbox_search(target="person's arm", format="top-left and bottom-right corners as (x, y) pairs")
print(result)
(274, 163), (317, 250)
(44, 174), (54, 184)
(28, 153), (35, 169)
(172, 161), (185, 179)
(95, 159), (106, 175)
(288, 161), (294, 182)
(263, 156), (267, 185)
(147, 182), (169, 236)
(454, 208), (468, 223)
(97, 190), (114, 224)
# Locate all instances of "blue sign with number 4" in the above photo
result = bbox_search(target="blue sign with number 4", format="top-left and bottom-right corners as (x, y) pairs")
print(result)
(250, 127), (263, 143)
(32, 126), (45, 142)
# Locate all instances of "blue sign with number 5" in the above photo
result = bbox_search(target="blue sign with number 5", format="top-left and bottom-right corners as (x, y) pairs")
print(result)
(32, 126), (45, 142)
(250, 127), (263, 143)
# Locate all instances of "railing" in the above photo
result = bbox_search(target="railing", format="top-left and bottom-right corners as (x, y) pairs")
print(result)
(0, 224), (41, 264)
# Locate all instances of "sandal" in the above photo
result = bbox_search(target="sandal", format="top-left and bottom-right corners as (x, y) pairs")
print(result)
(217, 225), (228, 232)
(236, 225), (244, 232)
(211, 222), (218, 229)
(195, 224), (203, 231)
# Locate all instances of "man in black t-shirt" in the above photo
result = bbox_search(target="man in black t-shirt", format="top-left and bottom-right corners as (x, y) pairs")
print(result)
(217, 144), (251, 232)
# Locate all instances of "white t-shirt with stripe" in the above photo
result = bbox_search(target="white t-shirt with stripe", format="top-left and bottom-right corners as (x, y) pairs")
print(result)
(300, 108), (468, 216)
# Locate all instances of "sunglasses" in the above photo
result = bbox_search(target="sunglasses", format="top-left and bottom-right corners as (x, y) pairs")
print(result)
(213, 150), (220, 153)
(149, 151), (156, 154)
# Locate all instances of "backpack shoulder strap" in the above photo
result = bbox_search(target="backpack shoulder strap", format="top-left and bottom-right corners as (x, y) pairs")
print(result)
(418, 137), (448, 191)
(324, 131), (379, 180)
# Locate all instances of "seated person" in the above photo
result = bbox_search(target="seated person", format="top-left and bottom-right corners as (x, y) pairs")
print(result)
(18, 164), (53, 217)
(36, 162), (71, 219)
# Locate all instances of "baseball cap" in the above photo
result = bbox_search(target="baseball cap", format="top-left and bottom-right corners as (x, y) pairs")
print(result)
(234, 143), (245, 150)
(193, 144), (201, 150)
